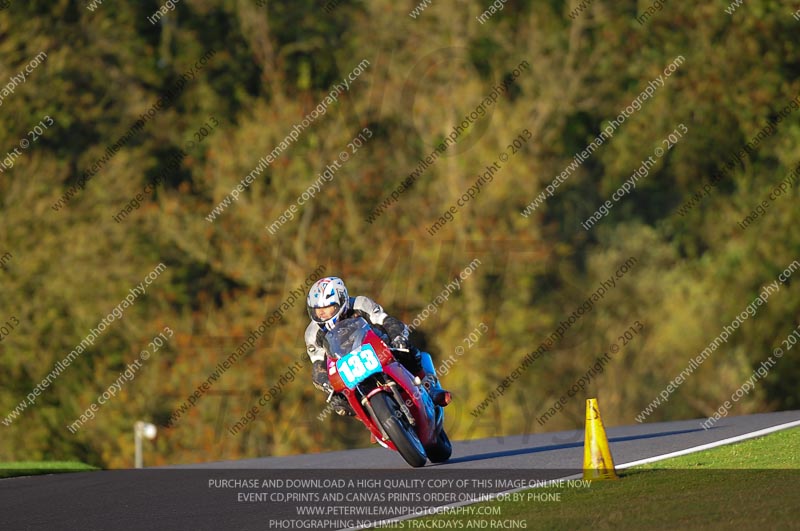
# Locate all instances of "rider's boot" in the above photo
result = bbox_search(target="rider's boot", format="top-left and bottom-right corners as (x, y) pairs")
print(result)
(417, 351), (451, 407)
(330, 393), (355, 416)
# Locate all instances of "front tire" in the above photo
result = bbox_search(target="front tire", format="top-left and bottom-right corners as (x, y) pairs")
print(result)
(425, 428), (452, 463)
(370, 392), (427, 468)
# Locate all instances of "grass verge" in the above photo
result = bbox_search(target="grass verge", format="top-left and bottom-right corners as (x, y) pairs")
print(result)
(0, 461), (99, 479)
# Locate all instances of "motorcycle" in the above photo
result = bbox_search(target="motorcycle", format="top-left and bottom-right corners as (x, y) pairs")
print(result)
(324, 316), (452, 467)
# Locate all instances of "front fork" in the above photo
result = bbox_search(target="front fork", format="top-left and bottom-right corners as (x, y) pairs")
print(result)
(387, 381), (415, 426)
(358, 379), (417, 442)
(360, 393), (391, 442)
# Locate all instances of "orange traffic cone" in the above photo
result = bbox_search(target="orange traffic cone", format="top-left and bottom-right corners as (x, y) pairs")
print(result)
(583, 398), (618, 480)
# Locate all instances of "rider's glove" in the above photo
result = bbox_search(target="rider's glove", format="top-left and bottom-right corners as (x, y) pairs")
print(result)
(391, 337), (421, 373)
(312, 360), (333, 394)
(391, 336), (411, 351)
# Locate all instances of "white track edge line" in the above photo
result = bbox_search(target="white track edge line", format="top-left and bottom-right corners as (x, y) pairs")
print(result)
(615, 419), (800, 469)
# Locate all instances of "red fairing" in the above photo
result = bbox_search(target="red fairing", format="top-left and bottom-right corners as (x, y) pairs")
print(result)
(325, 323), (440, 452)
(326, 357), (346, 392)
(325, 329), (392, 393)
(367, 327), (437, 446)
(363, 329), (395, 366)
(382, 358), (438, 447)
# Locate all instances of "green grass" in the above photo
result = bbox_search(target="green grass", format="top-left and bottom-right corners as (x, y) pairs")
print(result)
(633, 426), (799, 470)
(0, 461), (99, 479)
(378, 427), (800, 531)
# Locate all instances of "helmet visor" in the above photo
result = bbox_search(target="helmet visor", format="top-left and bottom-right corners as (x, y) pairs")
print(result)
(312, 303), (341, 322)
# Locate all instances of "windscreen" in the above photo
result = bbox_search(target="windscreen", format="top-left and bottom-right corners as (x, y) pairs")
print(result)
(324, 317), (371, 359)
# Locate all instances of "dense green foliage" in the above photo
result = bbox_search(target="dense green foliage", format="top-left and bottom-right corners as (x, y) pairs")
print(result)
(0, 0), (798, 468)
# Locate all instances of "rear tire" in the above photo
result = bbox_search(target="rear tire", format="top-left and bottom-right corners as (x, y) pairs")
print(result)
(425, 428), (452, 463)
(370, 392), (427, 468)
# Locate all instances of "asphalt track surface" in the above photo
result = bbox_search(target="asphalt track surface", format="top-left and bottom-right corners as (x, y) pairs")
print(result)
(2, 410), (798, 531)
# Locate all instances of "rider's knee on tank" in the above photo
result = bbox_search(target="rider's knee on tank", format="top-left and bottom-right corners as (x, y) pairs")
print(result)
(394, 347), (423, 374)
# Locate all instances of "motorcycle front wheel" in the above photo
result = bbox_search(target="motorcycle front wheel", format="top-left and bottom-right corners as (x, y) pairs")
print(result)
(425, 428), (452, 463)
(370, 392), (427, 468)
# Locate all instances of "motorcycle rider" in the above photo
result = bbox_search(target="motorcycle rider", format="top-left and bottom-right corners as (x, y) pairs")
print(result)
(305, 276), (451, 417)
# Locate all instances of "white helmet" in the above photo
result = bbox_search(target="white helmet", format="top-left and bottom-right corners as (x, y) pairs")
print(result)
(307, 277), (350, 331)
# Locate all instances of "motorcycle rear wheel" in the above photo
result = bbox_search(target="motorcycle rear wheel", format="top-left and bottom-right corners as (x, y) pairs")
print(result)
(370, 392), (427, 468)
